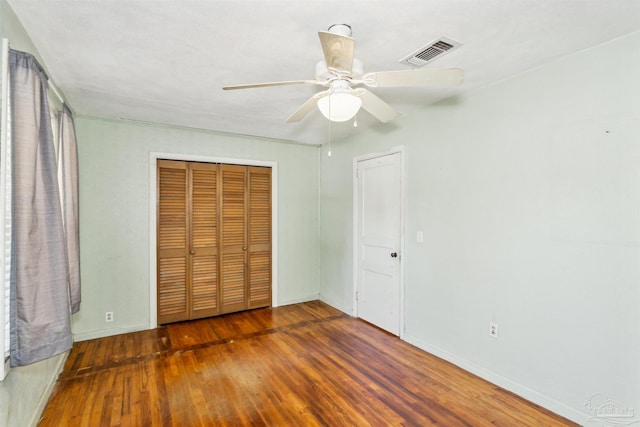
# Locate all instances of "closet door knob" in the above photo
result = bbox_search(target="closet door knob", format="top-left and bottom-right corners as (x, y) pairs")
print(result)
(242, 247), (247, 251)
(190, 250), (195, 255)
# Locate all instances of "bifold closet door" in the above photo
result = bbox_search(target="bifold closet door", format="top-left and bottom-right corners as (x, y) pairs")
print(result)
(157, 160), (189, 324)
(247, 166), (272, 309)
(158, 160), (271, 324)
(220, 165), (271, 313)
(157, 160), (219, 324)
(219, 165), (272, 314)
(219, 165), (247, 313)
(189, 162), (219, 319)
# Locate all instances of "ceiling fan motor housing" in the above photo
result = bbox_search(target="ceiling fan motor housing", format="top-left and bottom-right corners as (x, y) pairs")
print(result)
(315, 58), (364, 81)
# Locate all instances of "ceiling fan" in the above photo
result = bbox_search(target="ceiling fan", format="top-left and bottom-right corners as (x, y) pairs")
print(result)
(223, 24), (464, 123)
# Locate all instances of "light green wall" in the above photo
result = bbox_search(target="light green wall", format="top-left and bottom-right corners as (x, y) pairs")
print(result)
(319, 31), (640, 424)
(3, 0), (639, 422)
(72, 117), (320, 340)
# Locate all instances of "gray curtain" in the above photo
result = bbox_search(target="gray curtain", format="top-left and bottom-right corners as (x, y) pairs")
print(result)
(9, 49), (72, 366)
(58, 106), (81, 313)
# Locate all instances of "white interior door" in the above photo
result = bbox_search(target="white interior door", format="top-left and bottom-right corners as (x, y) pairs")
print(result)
(355, 151), (402, 335)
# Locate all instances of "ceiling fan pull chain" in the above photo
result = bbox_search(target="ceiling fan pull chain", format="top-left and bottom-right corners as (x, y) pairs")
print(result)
(327, 116), (333, 157)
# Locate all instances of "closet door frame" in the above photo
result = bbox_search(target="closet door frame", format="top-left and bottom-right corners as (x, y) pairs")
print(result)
(148, 153), (278, 329)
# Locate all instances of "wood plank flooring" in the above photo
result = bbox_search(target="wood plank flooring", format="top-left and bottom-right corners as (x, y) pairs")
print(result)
(39, 301), (577, 426)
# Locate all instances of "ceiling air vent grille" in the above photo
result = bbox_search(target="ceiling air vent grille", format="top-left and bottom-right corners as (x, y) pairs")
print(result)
(399, 37), (462, 68)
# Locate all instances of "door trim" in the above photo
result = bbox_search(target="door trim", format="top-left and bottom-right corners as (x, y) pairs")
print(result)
(352, 146), (405, 338)
(149, 152), (278, 329)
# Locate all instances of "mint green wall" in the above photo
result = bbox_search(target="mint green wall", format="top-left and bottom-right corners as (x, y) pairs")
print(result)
(319, 31), (640, 424)
(3, 0), (639, 422)
(72, 117), (320, 340)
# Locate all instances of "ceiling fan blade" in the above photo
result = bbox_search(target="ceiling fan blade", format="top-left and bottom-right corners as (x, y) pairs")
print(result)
(223, 80), (320, 90)
(354, 89), (401, 123)
(359, 68), (464, 88)
(318, 31), (355, 73)
(286, 90), (329, 123)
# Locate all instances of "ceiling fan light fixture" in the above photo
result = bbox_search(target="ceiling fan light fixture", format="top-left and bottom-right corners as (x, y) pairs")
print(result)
(317, 89), (362, 122)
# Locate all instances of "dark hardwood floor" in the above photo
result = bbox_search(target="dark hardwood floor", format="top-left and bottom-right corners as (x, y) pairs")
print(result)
(39, 301), (577, 426)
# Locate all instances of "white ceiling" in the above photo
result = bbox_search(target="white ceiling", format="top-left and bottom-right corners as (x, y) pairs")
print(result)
(7, 0), (640, 145)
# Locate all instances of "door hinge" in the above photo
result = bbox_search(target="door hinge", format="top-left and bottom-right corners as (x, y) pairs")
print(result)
(355, 291), (358, 301)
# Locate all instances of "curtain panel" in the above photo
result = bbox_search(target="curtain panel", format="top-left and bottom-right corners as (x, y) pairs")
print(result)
(58, 106), (81, 313)
(9, 49), (73, 366)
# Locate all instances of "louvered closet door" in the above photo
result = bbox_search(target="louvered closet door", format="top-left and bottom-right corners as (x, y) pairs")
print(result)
(219, 165), (272, 314)
(157, 160), (189, 324)
(190, 162), (220, 319)
(220, 165), (248, 314)
(158, 160), (220, 324)
(247, 166), (272, 308)
(159, 160), (272, 323)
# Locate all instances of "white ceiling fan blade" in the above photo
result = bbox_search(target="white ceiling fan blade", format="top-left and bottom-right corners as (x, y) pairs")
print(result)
(318, 31), (355, 73)
(286, 90), (330, 123)
(358, 68), (464, 88)
(223, 80), (321, 90)
(354, 89), (400, 123)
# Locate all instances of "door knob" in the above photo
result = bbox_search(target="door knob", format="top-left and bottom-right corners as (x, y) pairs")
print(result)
(242, 247), (247, 251)
(390, 252), (398, 258)
(190, 250), (195, 255)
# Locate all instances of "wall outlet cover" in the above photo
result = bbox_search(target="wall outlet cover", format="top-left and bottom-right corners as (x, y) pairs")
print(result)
(489, 322), (498, 338)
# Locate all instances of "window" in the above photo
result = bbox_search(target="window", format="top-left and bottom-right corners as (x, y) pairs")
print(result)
(0, 40), (69, 378)
(0, 38), (9, 380)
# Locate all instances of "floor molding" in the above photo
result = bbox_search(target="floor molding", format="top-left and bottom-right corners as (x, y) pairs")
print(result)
(403, 334), (587, 425)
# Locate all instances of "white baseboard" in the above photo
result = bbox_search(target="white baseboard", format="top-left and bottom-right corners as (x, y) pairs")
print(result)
(74, 297), (324, 342)
(73, 323), (150, 342)
(28, 351), (68, 427)
(403, 334), (588, 426)
(275, 294), (320, 307)
(318, 295), (353, 316)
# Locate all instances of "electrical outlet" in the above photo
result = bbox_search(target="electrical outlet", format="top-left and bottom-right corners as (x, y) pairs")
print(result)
(489, 322), (498, 338)
(105, 312), (114, 323)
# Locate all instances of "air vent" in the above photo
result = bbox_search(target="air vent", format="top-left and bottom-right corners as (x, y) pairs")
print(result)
(399, 36), (462, 68)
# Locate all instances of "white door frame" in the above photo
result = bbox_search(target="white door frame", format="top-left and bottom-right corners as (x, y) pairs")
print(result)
(352, 146), (405, 338)
(149, 152), (278, 329)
